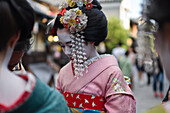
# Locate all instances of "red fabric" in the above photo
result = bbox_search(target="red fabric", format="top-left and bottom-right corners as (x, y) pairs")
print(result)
(0, 92), (30, 112)
(58, 8), (66, 16)
(0, 74), (34, 113)
(71, 63), (75, 76)
(51, 21), (57, 34)
(86, 3), (93, 9)
(51, 8), (66, 34)
(63, 24), (69, 29)
(63, 92), (105, 111)
(75, 17), (80, 23)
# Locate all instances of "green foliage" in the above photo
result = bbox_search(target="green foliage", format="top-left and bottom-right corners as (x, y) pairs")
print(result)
(105, 17), (129, 53)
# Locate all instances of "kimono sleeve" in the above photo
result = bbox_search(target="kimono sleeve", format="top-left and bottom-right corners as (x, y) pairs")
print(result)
(104, 66), (136, 113)
(36, 89), (69, 113)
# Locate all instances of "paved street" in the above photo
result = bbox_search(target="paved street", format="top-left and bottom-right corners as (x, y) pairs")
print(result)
(133, 72), (169, 113)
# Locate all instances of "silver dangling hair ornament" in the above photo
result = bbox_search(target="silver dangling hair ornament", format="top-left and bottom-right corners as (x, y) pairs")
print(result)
(57, 0), (92, 78)
(70, 31), (88, 78)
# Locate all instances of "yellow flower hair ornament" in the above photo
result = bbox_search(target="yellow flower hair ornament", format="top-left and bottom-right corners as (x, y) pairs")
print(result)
(61, 8), (88, 33)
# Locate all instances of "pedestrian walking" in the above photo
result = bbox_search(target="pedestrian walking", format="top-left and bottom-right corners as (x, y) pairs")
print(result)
(152, 57), (164, 98)
(139, 0), (170, 112)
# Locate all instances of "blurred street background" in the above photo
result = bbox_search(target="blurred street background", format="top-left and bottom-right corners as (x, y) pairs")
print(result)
(18, 0), (170, 112)
(132, 68), (169, 113)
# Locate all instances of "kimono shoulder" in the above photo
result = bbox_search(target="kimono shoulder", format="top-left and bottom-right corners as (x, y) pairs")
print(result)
(59, 55), (118, 76)
(9, 78), (69, 113)
(59, 61), (72, 75)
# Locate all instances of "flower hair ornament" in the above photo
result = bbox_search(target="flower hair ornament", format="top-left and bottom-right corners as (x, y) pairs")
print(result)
(51, 0), (96, 78)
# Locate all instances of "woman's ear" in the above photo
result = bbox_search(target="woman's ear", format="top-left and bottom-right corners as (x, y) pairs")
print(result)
(9, 31), (20, 48)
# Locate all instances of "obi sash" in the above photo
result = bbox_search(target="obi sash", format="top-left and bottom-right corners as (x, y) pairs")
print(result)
(63, 92), (105, 112)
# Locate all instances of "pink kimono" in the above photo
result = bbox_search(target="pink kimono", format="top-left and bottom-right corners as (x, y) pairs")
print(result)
(56, 55), (136, 113)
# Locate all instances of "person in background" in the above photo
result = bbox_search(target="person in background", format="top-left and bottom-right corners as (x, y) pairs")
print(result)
(128, 47), (137, 88)
(140, 0), (170, 112)
(119, 50), (133, 89)
(152, 57), (164, 98)
(51, 0), (136, 112)
(0, 0), (68, 112)
(146, 72), (152, 85)
(162, 86), (170, 103)
(135, 54), (145, 86)
(111, 42), (125, 61)
(128, 47), (136, 71)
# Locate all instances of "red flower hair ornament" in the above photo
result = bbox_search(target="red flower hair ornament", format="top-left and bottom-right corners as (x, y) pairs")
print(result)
(50, 8), (66, 34)
(49, 0), (95, 77)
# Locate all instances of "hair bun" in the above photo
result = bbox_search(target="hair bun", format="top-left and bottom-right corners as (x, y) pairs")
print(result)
(92, 0), (102, 10)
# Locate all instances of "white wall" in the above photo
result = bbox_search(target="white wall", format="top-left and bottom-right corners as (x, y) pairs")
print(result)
(100, 0), (130, 29)
(101, 2), (121, 18)
(120, 0), (131, 29)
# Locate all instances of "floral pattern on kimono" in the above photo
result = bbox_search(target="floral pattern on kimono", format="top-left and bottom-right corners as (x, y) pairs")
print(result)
(56, 54), (136, 113)
(104, 65), (136, 113)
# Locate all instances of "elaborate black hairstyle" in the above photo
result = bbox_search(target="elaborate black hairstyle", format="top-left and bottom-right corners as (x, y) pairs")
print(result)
(0, 0), (35, 51)
(53, 0), (107, 46)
